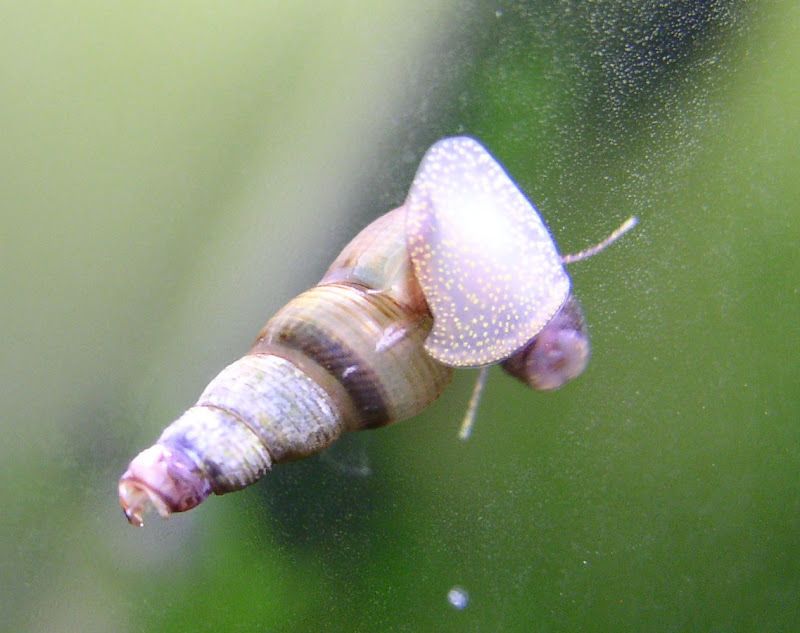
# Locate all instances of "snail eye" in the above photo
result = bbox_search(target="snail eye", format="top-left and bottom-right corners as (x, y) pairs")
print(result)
(405, 136), (570, 368)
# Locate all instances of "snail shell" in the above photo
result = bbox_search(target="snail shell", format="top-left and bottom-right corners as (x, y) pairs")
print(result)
(119, 206), (452, 526)
(119, 136), (625, 526)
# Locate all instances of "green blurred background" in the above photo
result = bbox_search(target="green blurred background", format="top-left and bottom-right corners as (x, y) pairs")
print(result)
(2, 2), (798, 631)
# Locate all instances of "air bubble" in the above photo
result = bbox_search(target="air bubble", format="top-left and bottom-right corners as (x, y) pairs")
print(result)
(447, 586), (469, 610)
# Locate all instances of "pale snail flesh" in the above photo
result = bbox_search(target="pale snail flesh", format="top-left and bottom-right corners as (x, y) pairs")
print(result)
(119, 137), (635, 526)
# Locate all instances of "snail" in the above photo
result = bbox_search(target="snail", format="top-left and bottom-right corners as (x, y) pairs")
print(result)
(119, 136), (636, 526)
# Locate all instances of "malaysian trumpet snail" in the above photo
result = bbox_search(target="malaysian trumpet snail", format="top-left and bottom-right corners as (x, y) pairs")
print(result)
(119, 136), (636, 526)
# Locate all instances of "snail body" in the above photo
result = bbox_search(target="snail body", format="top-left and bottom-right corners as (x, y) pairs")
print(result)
(119, 137), (633, 526)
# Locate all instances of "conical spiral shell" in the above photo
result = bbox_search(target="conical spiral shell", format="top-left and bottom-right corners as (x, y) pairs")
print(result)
(119, 205), (452, 526)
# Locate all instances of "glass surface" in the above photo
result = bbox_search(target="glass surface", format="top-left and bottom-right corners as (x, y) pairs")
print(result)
(2, 2), (798, 632)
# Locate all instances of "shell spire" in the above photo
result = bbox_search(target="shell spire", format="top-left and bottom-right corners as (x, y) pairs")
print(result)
(119, 444), (212, 527)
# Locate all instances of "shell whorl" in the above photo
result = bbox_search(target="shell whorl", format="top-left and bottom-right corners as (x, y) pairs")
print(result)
(253, 283), (451, 430)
